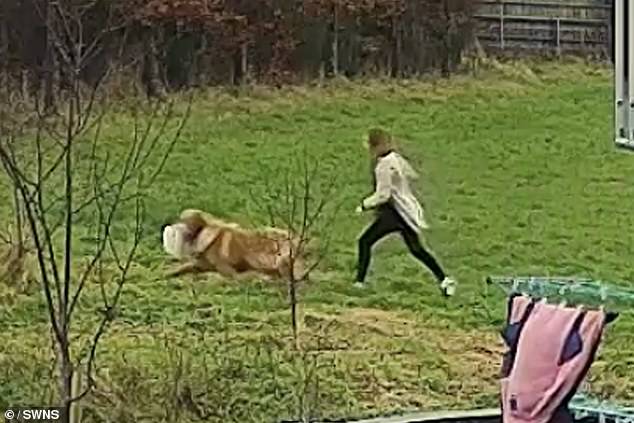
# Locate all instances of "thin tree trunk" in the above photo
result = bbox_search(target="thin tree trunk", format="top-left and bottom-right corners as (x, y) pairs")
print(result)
(69, 370), (82, 423)
(290, 278), (298, 348)
(43, 0), (56, 113)
(391, 16), (402, 77)
(331, 2), (339, 76)
(318, 61), (325, 85)
(142, 32), (166, 99)
(231, 43), (248, 85)
(0, 7), (8, 96)
(59, 58), (79, 423)
(193, 33), (208, 87)
(59, 346), (73, 423)
(13, 187), (24, 254)
(21, 69), (29, 100)
(240, 42), (248, 84)
(441, 0), (451, 77)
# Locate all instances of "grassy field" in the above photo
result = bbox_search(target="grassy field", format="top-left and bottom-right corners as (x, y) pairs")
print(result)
(1, 60), (634, 422)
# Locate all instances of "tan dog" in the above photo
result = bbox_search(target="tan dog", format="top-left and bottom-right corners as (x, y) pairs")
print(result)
(161, 209), (307, 281)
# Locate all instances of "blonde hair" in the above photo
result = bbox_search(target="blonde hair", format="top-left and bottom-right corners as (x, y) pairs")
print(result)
(367, 128), (394, 158)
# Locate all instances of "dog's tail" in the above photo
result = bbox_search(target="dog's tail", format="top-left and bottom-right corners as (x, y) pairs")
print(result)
(259, 226), (292, 239)
(180, 209), (241, 230)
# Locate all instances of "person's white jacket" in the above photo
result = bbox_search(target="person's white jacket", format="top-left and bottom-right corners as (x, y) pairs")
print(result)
(361, 151), (429, 233)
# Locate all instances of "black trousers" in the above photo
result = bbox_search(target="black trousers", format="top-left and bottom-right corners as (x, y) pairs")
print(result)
(356, 204), (446, 283)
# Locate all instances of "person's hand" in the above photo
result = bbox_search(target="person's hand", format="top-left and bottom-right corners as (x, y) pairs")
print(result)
(355, 205), (363, 214)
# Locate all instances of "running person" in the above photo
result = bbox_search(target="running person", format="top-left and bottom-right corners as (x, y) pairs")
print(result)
(354, 128), (456, 297)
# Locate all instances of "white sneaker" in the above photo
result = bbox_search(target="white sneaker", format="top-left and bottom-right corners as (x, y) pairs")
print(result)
(440, 277), (457, 297)
(353, 282), (366, 289)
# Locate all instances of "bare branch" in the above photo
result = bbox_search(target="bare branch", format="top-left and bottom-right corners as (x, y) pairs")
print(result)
(0, 144), (63, 347)
(0, 134), (38, 188)
(33, 125), (64, 305)
(53, 2), (74, 66)
(70, 182), (145, 405)
(141, 97), (193, 187)
(0, 2), (190, 420)
(245, 142), (344, 348)
(67, 140), (131, 318)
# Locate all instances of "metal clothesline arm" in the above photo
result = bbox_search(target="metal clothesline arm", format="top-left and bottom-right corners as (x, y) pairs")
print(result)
(485, 275), (634, 310)
(570, 394), (634, 423)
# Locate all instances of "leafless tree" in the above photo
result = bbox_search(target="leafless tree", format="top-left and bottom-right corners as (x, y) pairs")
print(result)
(0, 2), (190, 422)
(249, 143), (343, 350)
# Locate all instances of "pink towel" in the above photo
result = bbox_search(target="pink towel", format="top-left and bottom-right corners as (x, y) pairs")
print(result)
(509, 295), (533, 323)
(501, 299), (606, 423)
(500, 295), (534, 378)
(500, 295), (534, 417)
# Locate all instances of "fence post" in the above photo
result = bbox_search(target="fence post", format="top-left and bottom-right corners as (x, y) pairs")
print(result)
(555, 18), (561, 56)
(499, 1), (505, 49)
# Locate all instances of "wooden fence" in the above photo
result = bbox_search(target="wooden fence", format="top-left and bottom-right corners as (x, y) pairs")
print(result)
(475, 0), (612, 56)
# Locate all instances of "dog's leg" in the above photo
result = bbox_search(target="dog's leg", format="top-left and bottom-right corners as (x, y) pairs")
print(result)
(212, 260), (239, 279)
(278, 256), (309, 282)
(256, 273), (274, 282)
(233, 270), (273, 283)
(295, 258), (310, 282)
(166, 261), (203, 278)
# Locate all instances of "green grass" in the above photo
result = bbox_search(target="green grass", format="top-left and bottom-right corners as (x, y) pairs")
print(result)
(1, 60), (634, 422)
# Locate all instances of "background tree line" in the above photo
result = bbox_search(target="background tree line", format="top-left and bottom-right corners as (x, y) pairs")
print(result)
(0, 4), (473, 421)
(0, 0), (474, 104)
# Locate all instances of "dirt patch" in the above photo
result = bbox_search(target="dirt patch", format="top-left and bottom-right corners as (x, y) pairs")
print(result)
(297, 307), (505, 408)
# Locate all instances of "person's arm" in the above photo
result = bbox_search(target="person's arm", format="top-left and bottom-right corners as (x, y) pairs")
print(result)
(361, 161), (393, 210)
(400, 156), (419, 180)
